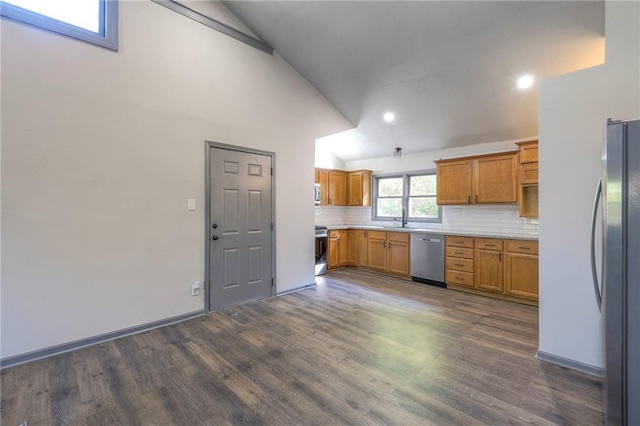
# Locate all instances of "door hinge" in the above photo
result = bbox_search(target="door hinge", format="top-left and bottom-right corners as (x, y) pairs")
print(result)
(271, 278), (274, 287)
(270, 167), (273, 176)
(271, 223), (274, 231)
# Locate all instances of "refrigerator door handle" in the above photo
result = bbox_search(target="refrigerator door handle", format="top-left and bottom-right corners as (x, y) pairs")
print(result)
(590, 178), (603, 312)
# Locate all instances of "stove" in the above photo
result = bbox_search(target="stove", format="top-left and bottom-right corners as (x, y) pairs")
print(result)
(315, 226), (328, 275)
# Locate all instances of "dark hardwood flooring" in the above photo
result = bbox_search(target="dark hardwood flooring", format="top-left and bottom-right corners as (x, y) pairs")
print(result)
(1, 269), (603, 425)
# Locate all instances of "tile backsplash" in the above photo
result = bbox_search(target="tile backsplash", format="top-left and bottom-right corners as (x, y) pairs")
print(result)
(315, 204), (539, 237)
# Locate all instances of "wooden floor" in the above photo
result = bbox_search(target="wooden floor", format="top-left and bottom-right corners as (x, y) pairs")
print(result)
(1, 269), (603, 425)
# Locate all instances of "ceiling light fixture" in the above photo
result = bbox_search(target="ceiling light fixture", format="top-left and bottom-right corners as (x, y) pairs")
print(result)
(393, 147), (402, 158)
(517, 75), (534, 89)
(383, 112), (395, 122)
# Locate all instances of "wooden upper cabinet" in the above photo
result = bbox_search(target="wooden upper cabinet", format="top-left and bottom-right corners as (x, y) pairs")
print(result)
(436, 152), (518, 205)
(316, 168), (329, 205)
(516, 140), (538, 163)
(436, 159), (474, 204)
(347, 170), (372, 206)
(328, 170), (347, 206)
(515, 140), (539, 218)
(474, 153), (518, 204)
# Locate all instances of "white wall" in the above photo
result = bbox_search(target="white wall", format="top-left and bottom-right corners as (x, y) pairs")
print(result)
(538, 0), (640, 368)
(345, 139), (529, 173)
(0, 1), (351, 359)
(314, 143), (346, 170)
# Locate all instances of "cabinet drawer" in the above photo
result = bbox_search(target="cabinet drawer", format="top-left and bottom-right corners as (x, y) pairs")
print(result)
(368, 231), (387, 240)
(507, 240), (539, 254)
(476, 238), (503, 251)
(446, 247), (474, 259)
(388, 232), (410, 243)
(446, 236), (474, 248)
(521, 163), (538, 185)
(329, 230), (340, 239)
(446, 257), (473, 273)
(446, 270), (474, 287)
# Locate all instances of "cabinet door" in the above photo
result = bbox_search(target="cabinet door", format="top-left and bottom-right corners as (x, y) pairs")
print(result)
(367, 234), (387, 272)
(347, 230), (357, 266)
(348, 172), (363, 206)
(474, 154), (518, 203)
(436, 160), (473, 205)
(356, 230), (368, 267)
(329, 171), (347, 206)
(338, 230), (350, 267)
(328, 236), (339, 269)
(475, 249), (503, 292)
(347, 170), (372, 206)
(388, 240), (410, 276)
(504, 252), (539, 300)
(317, 169), (329, 205)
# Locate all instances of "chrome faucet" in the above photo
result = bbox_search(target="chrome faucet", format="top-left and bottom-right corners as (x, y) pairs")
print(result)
(402, 207), (408, 227)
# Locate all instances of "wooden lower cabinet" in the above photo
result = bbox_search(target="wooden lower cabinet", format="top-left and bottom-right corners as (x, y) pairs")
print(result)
(475, 239), (503, 293)
(328, 230), (349, 269)
(445, 236), (475, 288)
(355, 230), (369, 267)
(446, 235), (538, 304)
(387, 233), (410, 276)
(504, 240), (539, 301)
(367, 231), (387, 272)
(328, 229), (410, 278)
(347, 230), (357, 266)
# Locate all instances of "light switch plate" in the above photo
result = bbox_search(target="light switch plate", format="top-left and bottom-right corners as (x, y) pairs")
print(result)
(187, 199), (196, 211)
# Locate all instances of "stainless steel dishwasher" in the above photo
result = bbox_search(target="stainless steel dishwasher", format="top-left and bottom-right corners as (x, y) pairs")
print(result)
(410, 233), (445, 287)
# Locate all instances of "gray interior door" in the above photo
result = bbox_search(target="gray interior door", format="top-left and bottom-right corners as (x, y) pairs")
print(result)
(209, 146), (273, 311)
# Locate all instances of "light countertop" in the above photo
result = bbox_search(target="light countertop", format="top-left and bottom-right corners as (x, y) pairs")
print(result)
(324, 225), (538, 241)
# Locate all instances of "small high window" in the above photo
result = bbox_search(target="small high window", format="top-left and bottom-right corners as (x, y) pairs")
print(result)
(1, 0), (118, 51)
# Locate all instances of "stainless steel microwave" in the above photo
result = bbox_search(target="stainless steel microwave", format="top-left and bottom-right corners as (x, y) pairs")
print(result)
(314, 183), (321, 205)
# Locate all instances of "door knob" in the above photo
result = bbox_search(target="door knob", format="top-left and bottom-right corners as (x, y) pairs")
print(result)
(212, 235), (219, 240)
(212, 223), (218, 229)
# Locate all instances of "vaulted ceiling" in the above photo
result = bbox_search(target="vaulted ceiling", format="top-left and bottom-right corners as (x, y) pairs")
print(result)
(224, 1), (605, 161)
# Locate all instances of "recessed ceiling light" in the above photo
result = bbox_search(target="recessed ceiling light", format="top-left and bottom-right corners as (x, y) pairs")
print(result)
(517, 75), (534, 89)
(383, 112), (395, 122)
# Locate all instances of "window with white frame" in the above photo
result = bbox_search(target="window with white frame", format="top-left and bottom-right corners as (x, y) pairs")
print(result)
(1, 0), (118, 51)
(373, 171), (441, 223)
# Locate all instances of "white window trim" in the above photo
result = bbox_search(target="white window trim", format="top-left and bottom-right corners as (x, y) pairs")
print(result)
(372, 170), (442, 224)
(0, 0), (118, 51)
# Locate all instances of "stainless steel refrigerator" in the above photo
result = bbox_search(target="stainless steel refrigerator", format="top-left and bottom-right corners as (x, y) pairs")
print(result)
(591, 118), (640, 425)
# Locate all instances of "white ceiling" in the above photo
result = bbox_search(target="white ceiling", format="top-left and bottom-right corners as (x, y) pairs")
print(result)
(224, 1), (605, 161)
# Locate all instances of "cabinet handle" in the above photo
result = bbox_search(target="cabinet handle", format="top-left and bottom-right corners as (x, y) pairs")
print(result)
(455, 251), (464, 255)
(455, 263), (464, 267)
(485, 243), (495, 247)
(476, 195), (478, 203)
(468, 195), (471, 203)
(518, 246), (531, 250)
(499, 253), (502, 261)
(383, 241), (386, 248)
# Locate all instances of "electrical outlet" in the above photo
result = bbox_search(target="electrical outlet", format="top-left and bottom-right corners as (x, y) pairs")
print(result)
(191, 282), (200, 296)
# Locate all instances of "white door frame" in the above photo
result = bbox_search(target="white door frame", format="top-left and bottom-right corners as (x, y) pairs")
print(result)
(204, 141), (277, 313)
